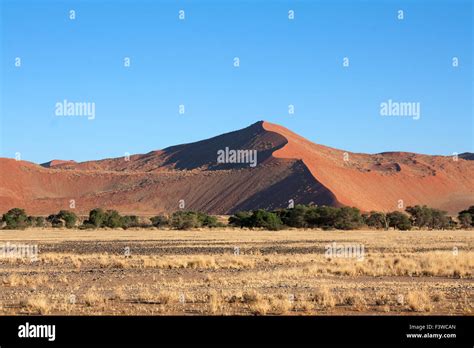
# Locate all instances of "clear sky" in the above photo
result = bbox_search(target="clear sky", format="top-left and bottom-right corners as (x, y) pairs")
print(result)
(1, 0), (472, 163)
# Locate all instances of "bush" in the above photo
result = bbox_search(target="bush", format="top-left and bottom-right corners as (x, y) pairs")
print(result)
(333, 207), (364, 230)
(458, 212), (472, 229)
(47, 214), (63, 227)
(229, 210), (282, 230)
(405, 205), (451, 229)
(387, 211), (412, 230)
(364, 211), (387, 229)
(304, 206), (339, 228)
(228, 211), (252, 228)
(83, 208), (124, 228)
(277, 205), (309, 228)
(57, 210), (78, 228)
(2, 208), (29, 229)
(150, 215), (169, 228)
(104, 210), (123, 228)
(34, 216), (46, 227)
(170, 211), (201, 230)
(247, 210), (283, 231)
(458, 206), (474, 228)
(122, 215), (139, 228)
(197, 213), (223, 227)
(86, 208), (107, 227)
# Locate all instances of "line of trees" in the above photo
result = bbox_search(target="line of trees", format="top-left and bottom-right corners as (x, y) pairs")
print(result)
(228, 204), (474, 231)
(0, 208), (224, 230)
(1, 205), (473, 231)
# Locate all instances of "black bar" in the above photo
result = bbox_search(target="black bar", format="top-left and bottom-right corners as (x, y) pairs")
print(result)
(0, 315), (472, 347)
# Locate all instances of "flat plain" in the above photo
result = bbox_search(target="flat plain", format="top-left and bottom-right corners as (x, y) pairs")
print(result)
(0, 228), (472, 315)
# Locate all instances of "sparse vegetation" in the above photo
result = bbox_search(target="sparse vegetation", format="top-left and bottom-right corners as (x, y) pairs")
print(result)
(0, 228), (471, 315)
(2, 208), (28, 229)
(2, 204), (473, 231)
(386, 211), (412, 230)
(405, 205), (452, 229)
(150, 215), (169, 228)
(458, 206), (474, 228)
(47, 210), (78, 228)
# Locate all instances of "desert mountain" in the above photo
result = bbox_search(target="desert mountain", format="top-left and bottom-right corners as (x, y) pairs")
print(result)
(0, 121), (472, 215)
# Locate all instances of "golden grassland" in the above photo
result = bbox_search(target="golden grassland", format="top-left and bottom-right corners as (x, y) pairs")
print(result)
(0, 228), (472, 315)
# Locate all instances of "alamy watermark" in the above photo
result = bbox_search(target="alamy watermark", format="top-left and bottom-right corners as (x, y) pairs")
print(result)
(380, 99), (420, 120)
(55, 99), (95, 120)
(217, 147), (257, 167)
(324, 242), (364, 261)
(0, 242), (38, 262)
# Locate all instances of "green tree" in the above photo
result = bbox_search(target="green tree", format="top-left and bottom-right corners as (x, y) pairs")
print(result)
(334, 207), (364, 230)
(430, 209), (450, 229)
(2, 208), (29, 229)
(458, 212), (472, 229)
(87, 208), (107, 227)
(405, 205), (432, 228)
(364, 211), (388, 229)
(458, 206), (474, 227)
(104, 210), (124, 228)
(278, 205), (309, 228)
(304, 206), (338, 228)
(122, 215), (139, 228)
(170, 211), (201, 230)
(197, 213), (222, 227)
(387, 211), (412, 230)
(57, 210), (78, 228)
(150, 215), (169, 228)
(34, 216), (46, 227)
(47, 213), (63, 227)
(228, 211), (252, 228)
(247, 210), (283, 231)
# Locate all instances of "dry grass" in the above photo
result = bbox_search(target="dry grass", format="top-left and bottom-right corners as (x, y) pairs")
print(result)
(405, 291), (433, 312)
(83, 288), (106, 307)
(0, 228), (472, 315)
(21, 295), (50, 314)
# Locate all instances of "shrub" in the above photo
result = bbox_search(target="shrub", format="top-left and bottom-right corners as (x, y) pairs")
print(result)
(197, 213), (223, 227)
(2, 208), (29, 229)
(364, 211), (387, 229)
(34, 216), (46, 227)
(47, 214), (63, 228)
(170, 211), (201, 230)
(248, 210), (283, 231)
(57, 210), (78, 228)
(86, 208), (107, 227)
(429, 209), (451, 229)
(104, 210), (123, 228)
(122, 215), (139, 228)
(387, 211), (412, 230)
(150, 215), (169, 228)
(304, 206), (339, 228)
(405, 205), (432, 228)
(458, 206), (474, 228)
(278, 205), (309, 228)
(228, 211), (252, 228)
(405, 205), (451, 229)
(458, 212), (472, 229)
(47, 210), (78, 228)
(333, 207), (364, 230)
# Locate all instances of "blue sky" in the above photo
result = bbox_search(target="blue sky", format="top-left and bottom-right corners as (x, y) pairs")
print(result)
(1, 0), (472, 163)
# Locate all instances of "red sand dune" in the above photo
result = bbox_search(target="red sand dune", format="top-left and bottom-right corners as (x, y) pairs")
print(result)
(0, 121), (472, 215)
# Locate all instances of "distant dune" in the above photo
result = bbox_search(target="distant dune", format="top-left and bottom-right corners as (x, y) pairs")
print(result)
(0, 121), (472, 215)
(40, 159), (77, 168)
